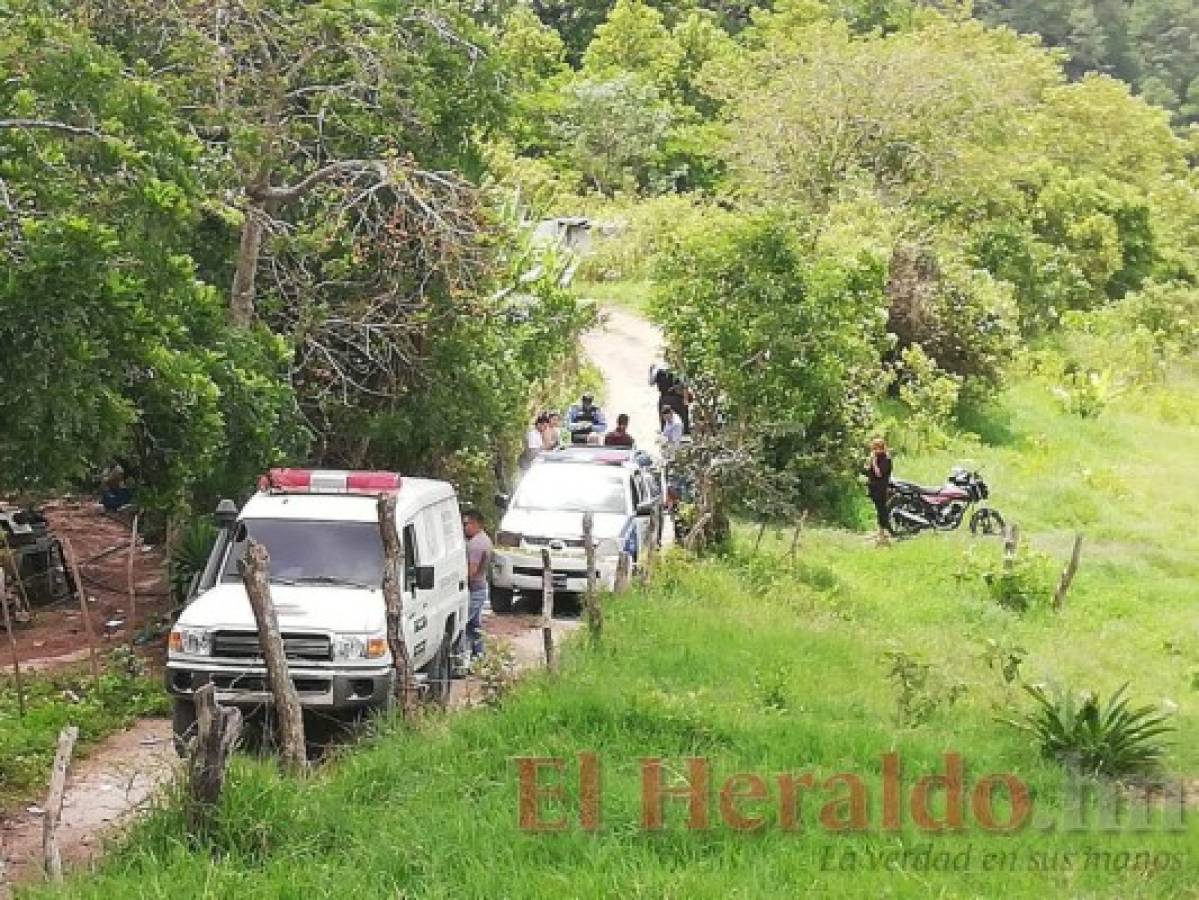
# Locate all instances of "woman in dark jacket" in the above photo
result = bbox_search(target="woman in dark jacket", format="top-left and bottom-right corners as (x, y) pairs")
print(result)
(864, 437), (893, 545)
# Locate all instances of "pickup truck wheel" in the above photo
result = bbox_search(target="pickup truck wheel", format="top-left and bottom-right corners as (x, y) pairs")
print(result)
(172, 697), (197, 758)
(424, 636), (452, 708)
(490, 587), (514, 614)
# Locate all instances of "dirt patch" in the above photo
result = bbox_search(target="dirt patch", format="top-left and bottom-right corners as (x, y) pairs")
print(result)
(1, 718), (175, 886)
(3, 502), (170, 671)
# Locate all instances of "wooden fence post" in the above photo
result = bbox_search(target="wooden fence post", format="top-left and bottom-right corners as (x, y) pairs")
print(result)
(789, 511), (808, 563)
(0, 570), (25, 718)
(186, 683), (242, 838)
(1052, 533), (1084, 611)
(640, 508), (659, 588)
(238, 541), (306, 773)
(582, 513), (601, 644)
(43, 725), (78, 883)
(126, 513), (139, 647)
(0, 535), (31, 621)
(1, 831), (9, 900)
(613, 552), (631, 592)
(62, 538), (99, 681)
(540, 549), (555, 672)
(1002, 523), (1020, 574)
(377, 494), (416, 716)
(683, 513), (713, 552)
(753, 521), (767, 555)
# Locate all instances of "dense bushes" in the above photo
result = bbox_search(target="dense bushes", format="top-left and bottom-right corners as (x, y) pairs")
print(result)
(0, 1), (590, 528)
(654, 213), (886, 510)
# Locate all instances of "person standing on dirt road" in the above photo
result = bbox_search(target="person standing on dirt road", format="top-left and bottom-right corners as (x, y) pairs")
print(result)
(463, 509), (493, 660)
(863, 437), (894, 546)
(650, 364), (691, 435)
(660, 405), (684, 450)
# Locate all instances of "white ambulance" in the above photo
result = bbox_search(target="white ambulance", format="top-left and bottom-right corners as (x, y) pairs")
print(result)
(166, 469), (468, 751)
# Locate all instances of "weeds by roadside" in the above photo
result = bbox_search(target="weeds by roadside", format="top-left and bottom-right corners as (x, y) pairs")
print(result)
(0, 652), (168, 802)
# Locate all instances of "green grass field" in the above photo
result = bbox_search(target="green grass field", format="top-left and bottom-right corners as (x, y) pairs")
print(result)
(24, 368), (1199, 899)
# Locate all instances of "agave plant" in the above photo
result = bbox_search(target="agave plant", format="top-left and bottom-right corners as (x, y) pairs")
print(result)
(1007, 682), (1175, 777)
(169, 519), (217, 608)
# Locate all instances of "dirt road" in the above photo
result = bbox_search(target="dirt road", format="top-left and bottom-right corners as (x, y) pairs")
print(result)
(1, 718), (175, 885)
(580, 304), (665, 449)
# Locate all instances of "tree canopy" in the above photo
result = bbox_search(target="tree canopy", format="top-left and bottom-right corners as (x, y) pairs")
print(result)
(1, 0), (1196, 525)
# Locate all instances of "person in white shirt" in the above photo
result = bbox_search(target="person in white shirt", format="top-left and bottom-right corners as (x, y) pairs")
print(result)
(542, 411), (563, 451)
(660, 404), (684, 449)
(520, 413), (548, 470)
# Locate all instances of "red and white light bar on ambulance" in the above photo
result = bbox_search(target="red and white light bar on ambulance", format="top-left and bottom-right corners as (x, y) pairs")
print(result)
(263, 468), (401, 495)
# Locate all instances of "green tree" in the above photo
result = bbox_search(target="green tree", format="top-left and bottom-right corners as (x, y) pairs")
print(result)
(0, 5), (302, 512)
(654, 213), (887, 512)
(583, 0), (683, 94)
(558, 75), (674, 194)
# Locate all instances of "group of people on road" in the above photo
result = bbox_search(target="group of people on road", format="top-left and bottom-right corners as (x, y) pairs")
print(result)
(521, 410), (564, 469)
(518, 377), (693, 472)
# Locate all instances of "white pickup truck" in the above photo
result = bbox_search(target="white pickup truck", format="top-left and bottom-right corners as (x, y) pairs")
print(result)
(490, 447), (662, 610)
(167, 469), (468, 752)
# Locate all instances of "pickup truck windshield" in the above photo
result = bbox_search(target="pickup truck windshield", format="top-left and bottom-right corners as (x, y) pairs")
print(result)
(220, 519), (383, 589)
(513, 465), (629, 515)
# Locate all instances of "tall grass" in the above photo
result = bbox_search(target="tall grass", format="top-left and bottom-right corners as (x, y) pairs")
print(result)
(23, 368), (1199, 899)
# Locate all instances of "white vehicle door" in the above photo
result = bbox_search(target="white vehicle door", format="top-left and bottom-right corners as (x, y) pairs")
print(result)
(418, 501), (456, 653)
(401, 518), (434, 668)
(629, 471), (651, 561)
(438, 499), (469, 638)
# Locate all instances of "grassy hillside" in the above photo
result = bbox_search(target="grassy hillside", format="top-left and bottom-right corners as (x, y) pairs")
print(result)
(27, 369), (1199, 899)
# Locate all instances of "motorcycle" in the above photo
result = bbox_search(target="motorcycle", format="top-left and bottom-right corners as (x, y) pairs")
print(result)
(887, 466), (1005, 537)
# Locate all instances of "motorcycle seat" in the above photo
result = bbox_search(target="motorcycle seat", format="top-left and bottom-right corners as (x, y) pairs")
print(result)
(892, 479), (942, 494)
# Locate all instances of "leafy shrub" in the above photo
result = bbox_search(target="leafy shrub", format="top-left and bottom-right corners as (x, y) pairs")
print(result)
(475, 639), (519, 707)
(1051, 368), (1123, 418)
(885, 345), (962, 452)
(1006, 683), (1175, 777)
(1064, 281), (1199, 359)
(885, 244), (1020, 384)
(959, 543), (1056, 613)
(573, 194), (710, 284)
(881, 648), (967, 727)
(752, 666), (792, 712)
(979, 638), (1027, 690)
(654, 212), (887, 515)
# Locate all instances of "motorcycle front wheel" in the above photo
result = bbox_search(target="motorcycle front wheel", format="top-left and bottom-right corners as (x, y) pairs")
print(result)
(969, 507), (1005, 536)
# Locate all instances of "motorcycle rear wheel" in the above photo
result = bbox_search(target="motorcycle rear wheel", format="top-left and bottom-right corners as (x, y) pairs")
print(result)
(969, 507), (1005, 536)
